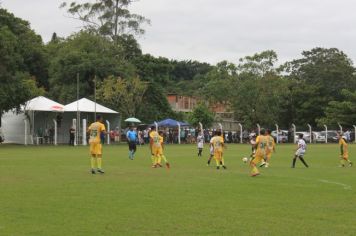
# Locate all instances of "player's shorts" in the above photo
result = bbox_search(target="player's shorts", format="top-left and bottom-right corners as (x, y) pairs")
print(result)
(214, 150), (223, 160)
(128, 141), (137, 151)
(252, 154), (265, 165)
(152, 146), (163, 156)
(295, 149), (305, 157)
(90, 143), (102, 155)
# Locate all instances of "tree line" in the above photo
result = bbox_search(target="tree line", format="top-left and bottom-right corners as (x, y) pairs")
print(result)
(1, 1), (356, 130)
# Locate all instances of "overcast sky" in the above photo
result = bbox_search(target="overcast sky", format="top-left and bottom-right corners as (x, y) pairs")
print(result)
(2, 0), (356, 64)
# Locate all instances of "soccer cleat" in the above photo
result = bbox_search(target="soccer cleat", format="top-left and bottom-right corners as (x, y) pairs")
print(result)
(156, 163), (163, 168)
(216, 166), (220, 170)
(97, 169), (105, 174)
(259, 162), (266, 167)
(91, 169), (96, 174)
(349, 162), (353, 167)
(222, 165), (227, 169)
(339, 164), (345, 168)
(166, 163), (170, 169)
(251, 173), (260, 177)
(152, 164), (157, 168)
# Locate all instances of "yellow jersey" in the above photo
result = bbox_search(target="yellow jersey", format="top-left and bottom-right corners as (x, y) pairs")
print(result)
(150, 131), (161, 148)
(339, 138), (348, 157)
(88, 122), (106, 144)
(210, 136), (224, 152)
(256, 135), (268, 156)
(267, 135), (275, 151)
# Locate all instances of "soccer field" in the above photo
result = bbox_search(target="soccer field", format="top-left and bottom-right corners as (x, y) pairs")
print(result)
(0, 143), (355, 236)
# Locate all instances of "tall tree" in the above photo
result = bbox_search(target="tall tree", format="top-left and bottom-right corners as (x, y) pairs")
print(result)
(238, 50), (278, 77)
(0, 9), (45, 122)
(60, 0), (150, 42)
(136, 82), (176, 123)
(189, 103), (214, 128)
(96, 76), (148, 118)
(206, 51), (291, 129)
(282, 47), (356, 126)
(230, 74), (290, 129)
(46, 31), (135, 103)
(317, 89), (356, 127)
(133, 54), (173, 85)
(202, 61), (237, 103)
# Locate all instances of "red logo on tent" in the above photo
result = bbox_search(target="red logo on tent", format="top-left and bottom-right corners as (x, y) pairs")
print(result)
(51, 105), (64, 111)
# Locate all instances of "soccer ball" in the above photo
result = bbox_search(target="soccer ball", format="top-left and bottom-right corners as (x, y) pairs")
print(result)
(242, 157), (248, 163)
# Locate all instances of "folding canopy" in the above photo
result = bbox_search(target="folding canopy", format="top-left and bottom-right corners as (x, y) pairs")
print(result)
(63, 98), (119, 145)
(64, 98), (118, 114)
(154, 118), (189, 128)
(1, 96), (64, 144)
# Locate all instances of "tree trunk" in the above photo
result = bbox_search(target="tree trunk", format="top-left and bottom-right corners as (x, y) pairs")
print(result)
(114, 0), (119, 44)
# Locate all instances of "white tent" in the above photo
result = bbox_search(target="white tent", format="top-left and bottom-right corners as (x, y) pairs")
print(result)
(61, 98), (119, 145)
(1, 97), (120, 145)
(1, 96), (64, 144)
(23, 96), (64, 112)
(64, 98), (118, 114)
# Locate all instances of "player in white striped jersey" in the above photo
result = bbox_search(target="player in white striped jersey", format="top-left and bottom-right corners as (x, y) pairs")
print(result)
(292, 133), (309, 168)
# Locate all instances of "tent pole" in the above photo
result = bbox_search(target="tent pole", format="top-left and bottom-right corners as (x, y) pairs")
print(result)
(31, 110), (35, 145)
(76, 73), (80, 146)
(178, 123), (181, 144)
(24, 119), (27, 145)
(106, 120), (110, 145)
(53, 119), (57, 146)
(73, 118), (77, 146)
(83, 119), (87, 145)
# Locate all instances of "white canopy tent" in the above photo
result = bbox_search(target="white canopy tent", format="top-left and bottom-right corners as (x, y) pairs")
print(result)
(62, 98), (119, 145)
(23, 96), (64, 112)
(64, 98), (118, 114)
(1, 96), (64, 144)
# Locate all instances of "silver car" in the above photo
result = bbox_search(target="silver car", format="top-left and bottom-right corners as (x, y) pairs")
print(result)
(271, 130), (288, 143)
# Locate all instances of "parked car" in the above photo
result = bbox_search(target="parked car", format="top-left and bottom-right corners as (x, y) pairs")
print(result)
(295, 131), (312, 143)
(271, 130), (288, 143)
(317, 130), (338, 143)
(313, 131), (325, 143)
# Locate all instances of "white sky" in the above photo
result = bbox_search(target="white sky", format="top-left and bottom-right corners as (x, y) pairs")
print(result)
(1, 0), (356, 64)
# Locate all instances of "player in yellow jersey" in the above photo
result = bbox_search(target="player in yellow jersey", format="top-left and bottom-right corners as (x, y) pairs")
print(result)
(250, 129), (268, 176)
(264, 129), (276, 168)
(156, 131), (170, 169)
(338, 132), (352, 167)
(210, 130), (226, 170)
(88, 115), (106, 174)
(149, 126), (161, 168)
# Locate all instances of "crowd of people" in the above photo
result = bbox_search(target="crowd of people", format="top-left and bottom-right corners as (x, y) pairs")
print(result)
(120, 127), (246, 145)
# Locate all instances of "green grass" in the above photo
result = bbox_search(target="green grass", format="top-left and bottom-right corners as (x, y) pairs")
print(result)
(0, 143), (355, 236)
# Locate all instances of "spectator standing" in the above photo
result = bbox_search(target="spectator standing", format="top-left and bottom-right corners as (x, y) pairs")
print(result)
(69, 126), (75, 145)
(197, 132), (204, 157)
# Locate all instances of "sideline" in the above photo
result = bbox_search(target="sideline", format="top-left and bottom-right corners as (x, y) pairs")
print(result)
(318, 179), (352, 191)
